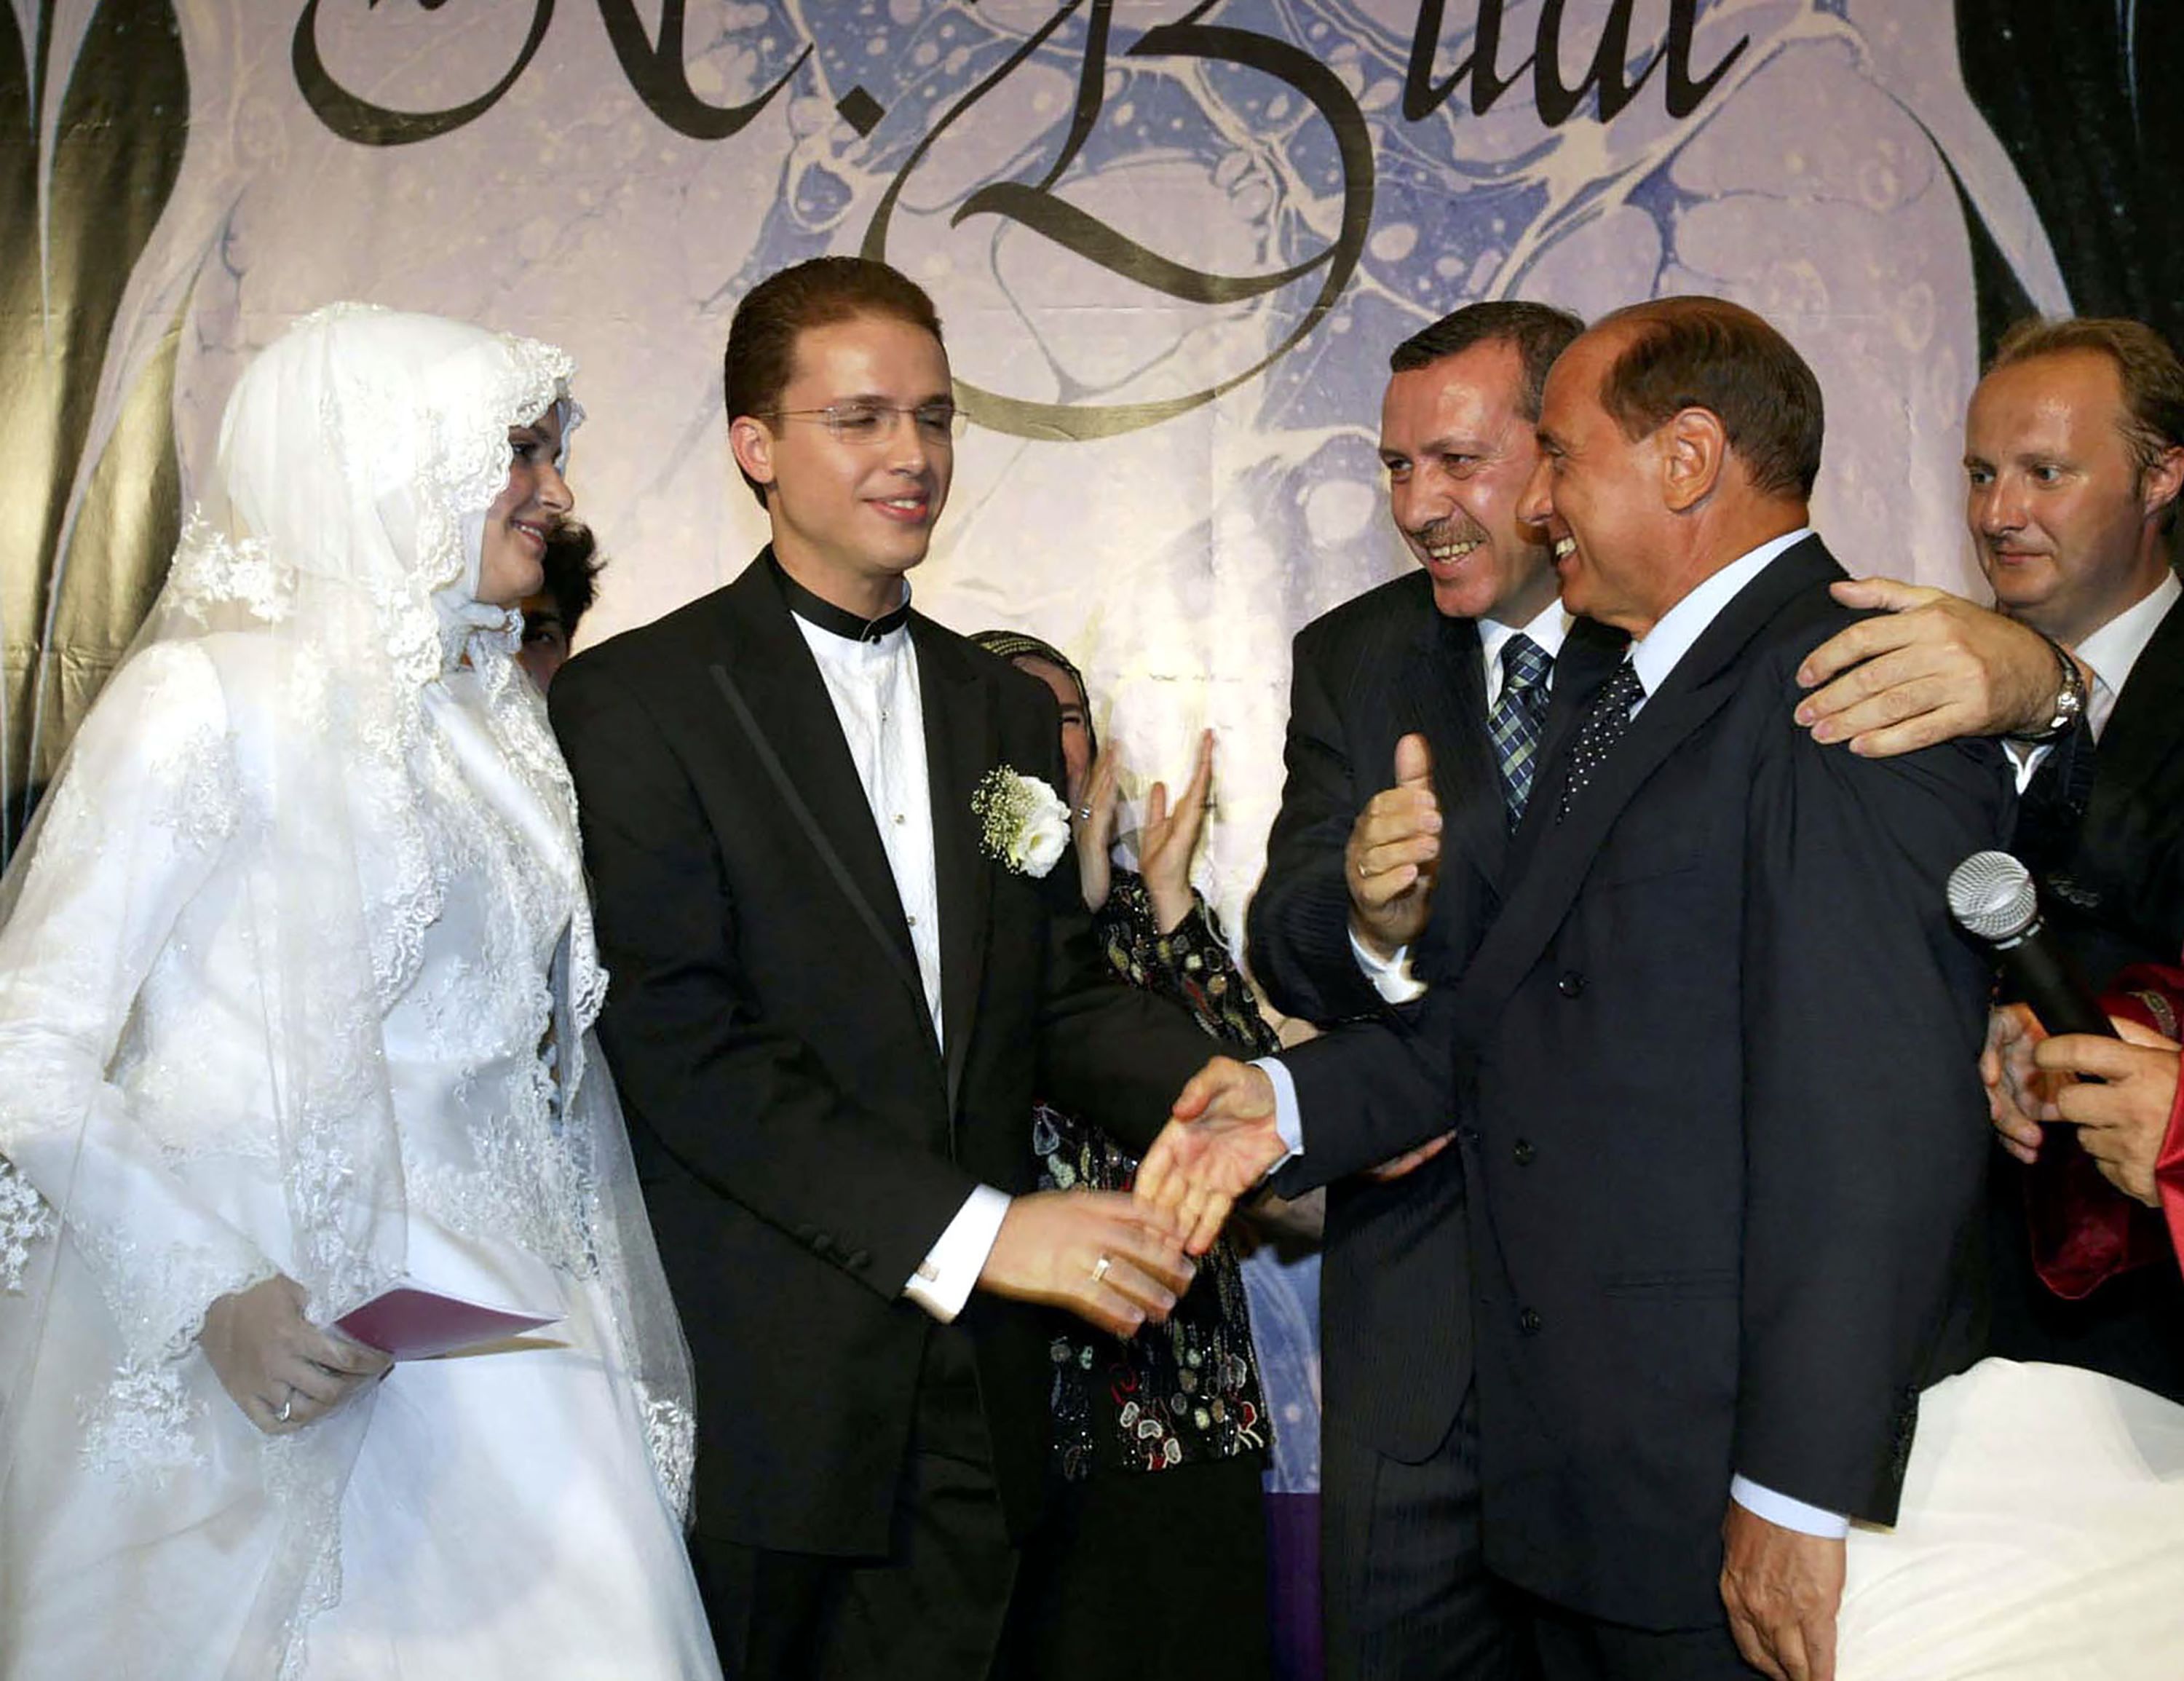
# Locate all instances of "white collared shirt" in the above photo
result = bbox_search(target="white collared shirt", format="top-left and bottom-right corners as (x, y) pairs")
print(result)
(791, 612), (945, 1046)
(1623, 527), (1813, 709)
(791, 601), (1009, 1324)
(2071, 567), (2177, 741)
(1479, 595), (1576, 708)
(2001, 568), (2176, 790)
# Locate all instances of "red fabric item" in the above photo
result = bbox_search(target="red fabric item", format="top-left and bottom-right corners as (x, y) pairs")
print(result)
(2026, 961), (2184, 1298)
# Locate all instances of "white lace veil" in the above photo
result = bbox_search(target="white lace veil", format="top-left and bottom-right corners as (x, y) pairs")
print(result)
(0, 305), (694, 1672)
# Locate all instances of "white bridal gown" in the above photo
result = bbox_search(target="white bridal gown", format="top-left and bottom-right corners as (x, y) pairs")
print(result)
(0, 640), (719, 1680)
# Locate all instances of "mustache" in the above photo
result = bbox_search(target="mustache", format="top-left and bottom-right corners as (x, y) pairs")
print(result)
(1409, 513), (1489, 547)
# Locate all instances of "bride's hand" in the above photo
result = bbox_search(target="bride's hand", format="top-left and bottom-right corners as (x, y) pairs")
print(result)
(199, 1274), (392, 1434)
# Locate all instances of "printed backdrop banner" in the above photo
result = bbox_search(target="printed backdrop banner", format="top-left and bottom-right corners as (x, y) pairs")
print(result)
(0, 0), (2084, 925)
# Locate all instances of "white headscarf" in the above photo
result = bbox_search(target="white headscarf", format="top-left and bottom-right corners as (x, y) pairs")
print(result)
(0, 305), (691, 1672)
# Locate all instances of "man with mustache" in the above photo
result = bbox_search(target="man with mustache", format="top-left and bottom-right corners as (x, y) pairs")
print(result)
(1162, 297), (2009, 1679)
(1247, 301), (1621, 1680)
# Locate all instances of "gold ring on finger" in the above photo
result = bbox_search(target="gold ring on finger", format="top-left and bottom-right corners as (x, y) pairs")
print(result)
(1090, 1254), (1112, 1285)
(275, 1391), (294, 1423)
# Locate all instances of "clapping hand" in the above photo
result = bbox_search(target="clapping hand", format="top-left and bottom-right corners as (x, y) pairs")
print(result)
(1072, 744), (1123, 911)
(1138, 728), (1215, 934)
(1345, 734), (1441, 959)
(1135, 1056), (1286, 1255)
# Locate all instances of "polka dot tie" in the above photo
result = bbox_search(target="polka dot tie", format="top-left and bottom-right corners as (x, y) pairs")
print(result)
(1488, 633), (1553, 829)
(1555, 660), (1645, 823)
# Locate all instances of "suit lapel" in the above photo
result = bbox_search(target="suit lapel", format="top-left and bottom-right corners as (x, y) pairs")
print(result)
(1464, 538), (1839, 1017)
(2088, 589), (2184, 802)
(914, 617), (996, 1122)
(706, 558), (937, 1052)
(1405, 613), (1507, 893)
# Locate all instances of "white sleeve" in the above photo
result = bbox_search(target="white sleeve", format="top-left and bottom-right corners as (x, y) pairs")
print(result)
(1349, 926), (1428, 1004)
(903, 1183), (1011, 1322)
(1729, 1474), (1851, 1539)
(0, 644), (274, 1358)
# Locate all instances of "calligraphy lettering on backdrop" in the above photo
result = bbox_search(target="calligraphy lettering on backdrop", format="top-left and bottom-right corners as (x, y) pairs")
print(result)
(293, 0), (1747, 439)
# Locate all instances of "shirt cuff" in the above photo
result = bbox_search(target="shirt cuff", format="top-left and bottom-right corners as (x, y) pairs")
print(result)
(1729, 1475), (1851, 1539)
(1256, 1056), (1305, 1171)
(1349, 925), (1428, 1004)
(903, 1184), (1010, 1324)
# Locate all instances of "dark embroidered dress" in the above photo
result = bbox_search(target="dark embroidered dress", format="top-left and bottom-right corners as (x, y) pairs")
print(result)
(1037, 871), (1281, 1480)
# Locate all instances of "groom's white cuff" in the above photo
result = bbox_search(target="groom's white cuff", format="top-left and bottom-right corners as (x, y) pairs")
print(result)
(903, 1184), (1010, 1322)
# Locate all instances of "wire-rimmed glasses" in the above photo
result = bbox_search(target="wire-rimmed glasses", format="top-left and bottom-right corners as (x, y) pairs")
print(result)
(761, 400), (965, 446)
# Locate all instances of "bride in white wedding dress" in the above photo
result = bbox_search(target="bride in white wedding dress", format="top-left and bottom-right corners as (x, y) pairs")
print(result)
(0, 306), (721, 1680)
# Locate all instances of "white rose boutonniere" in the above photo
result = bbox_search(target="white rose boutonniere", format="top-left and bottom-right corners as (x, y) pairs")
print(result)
(972, 767), (1071, 878)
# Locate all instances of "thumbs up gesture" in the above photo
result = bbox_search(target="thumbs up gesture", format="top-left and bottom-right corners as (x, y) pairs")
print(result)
(1343, 732), (1442, 959)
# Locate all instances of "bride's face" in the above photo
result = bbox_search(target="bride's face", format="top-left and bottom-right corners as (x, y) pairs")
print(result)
(478, 405), (574, 606)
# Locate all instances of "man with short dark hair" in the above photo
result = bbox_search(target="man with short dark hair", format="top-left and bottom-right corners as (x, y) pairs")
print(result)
(1153, 296), (2011, 1680)
(551, 256), (1219, 1680)
(1247, 298), (1620, 1680)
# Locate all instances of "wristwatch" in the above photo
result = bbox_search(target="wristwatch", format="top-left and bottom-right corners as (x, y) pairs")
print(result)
(2006, 633), (2089, 745)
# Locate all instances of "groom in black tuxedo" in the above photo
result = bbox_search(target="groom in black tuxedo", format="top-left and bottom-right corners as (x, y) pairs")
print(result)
(550, 257), (1217, 1679)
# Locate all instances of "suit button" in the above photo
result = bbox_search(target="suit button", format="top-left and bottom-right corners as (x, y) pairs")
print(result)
(1512, 1138), (1535, 1166)
(1556, 971), (1586, 997)
(846, 1249), (871, 1270)
(1519, 1308), (1543, 1336)
(1459, 1126), (1481, 1147)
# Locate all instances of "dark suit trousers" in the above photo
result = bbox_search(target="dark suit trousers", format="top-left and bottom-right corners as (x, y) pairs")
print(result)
(692, 1326), (1018, 1681)
(1002, 1455), (1273, 1681)
(1527, 1600), (1749, 1681)
(1324, 1385), (1528, 1681)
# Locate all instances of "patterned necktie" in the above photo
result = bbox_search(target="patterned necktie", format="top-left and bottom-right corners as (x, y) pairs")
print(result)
(1488, 633), (1553, 828)
(1555, 660), (1645, 823)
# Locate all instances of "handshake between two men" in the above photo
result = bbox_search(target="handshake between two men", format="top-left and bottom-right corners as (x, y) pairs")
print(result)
(993, 729), (1449, 1343)
(1131, 731), (1452, 1258)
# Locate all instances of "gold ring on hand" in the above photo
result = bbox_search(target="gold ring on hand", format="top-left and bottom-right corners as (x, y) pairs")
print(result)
(1089, 1254), (1112, 1285)
(275, 1391), (294, 1423)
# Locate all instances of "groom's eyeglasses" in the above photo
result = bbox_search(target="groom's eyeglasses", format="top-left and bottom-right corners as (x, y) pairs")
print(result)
(762, 400), (965, 447)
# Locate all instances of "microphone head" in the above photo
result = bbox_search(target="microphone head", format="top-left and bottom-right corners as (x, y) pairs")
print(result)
(1947, 850), (2038, 941)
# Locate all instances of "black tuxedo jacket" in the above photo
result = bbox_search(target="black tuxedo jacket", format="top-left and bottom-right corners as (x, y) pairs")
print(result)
(549, 553), (1211, 1555)
(1991, 585), (2184, 1398)
(1438, 537), (2010, 1628)
(1245, 569), (1621, 1458)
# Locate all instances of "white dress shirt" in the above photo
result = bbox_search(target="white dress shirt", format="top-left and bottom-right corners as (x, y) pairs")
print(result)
(2007, 568), (2180, 789)
(791, 601), (1008, 1324)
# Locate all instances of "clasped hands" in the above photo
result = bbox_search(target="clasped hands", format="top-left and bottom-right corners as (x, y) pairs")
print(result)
(1982, 1001), (2181, 1206)
(978, 1056), (1286, 1346)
